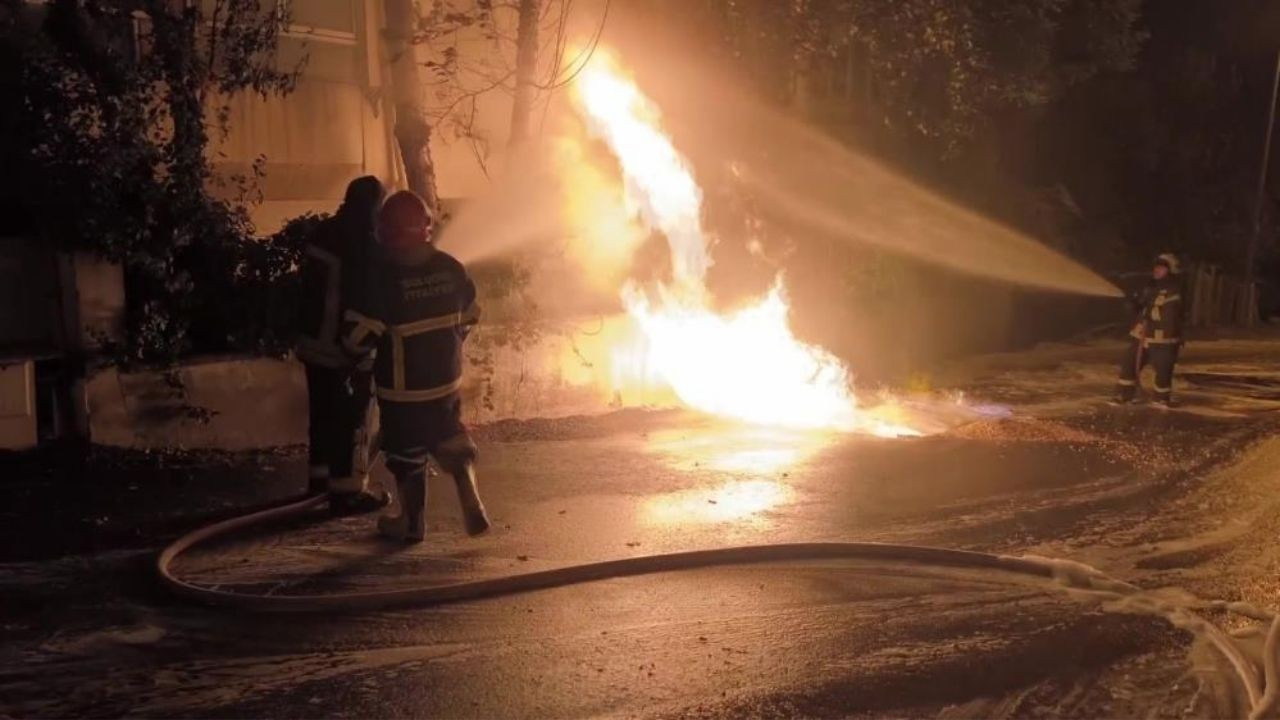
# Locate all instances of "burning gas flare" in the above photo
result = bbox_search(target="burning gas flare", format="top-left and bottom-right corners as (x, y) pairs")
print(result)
(571, 52), (918, 437)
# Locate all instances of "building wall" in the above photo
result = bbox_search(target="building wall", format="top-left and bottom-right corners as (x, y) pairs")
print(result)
(210, 0), (403, 233)
(0, 360), (36, 450)
(213, 0), (546, 222)
(414, 1), (524, 200)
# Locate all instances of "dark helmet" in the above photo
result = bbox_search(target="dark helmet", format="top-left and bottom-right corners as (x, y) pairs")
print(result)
(340, 176), (386, 220)
(1154, 252), (1181, 275)
(377, 190), (435, 249)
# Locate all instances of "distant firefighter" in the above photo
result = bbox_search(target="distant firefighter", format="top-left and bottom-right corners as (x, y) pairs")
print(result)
(1113, 253), (1185, 407)
(342, 190), (490, 542)
(295, 176), (390, 514)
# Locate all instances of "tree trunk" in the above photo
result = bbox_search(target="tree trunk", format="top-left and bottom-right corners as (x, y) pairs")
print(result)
(383, 0), (440, 213)
(508, 0), (541, 149)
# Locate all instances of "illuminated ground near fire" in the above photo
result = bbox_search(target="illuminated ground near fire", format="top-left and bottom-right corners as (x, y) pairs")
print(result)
(5, 338), (1280, 717)
(441, 50), (1118, 438)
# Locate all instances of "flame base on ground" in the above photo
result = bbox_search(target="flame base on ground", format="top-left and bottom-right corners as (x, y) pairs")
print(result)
(565, 49), (922, 437)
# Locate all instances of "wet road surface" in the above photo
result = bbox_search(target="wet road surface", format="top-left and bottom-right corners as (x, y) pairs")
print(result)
(4, 338), (1280, 717)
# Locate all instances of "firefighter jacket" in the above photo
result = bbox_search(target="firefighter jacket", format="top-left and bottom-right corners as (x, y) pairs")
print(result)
(341, 244), (478, 403)
(1129, 276), (1184, 346)
(295, 214), (376, 368)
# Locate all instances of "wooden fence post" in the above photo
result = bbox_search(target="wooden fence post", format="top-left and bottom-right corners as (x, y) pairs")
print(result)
(1190, 265), (1204, 327)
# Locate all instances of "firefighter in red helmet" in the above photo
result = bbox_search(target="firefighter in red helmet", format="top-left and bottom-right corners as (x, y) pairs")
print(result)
(342, 190), (490, 541)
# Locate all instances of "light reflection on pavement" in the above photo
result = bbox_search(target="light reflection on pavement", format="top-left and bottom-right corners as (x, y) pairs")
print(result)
(642, 422), (834, 474)
(642, 479), (793, 526)
(7, 349), (1280, 717)
(639, 423), (824, 527)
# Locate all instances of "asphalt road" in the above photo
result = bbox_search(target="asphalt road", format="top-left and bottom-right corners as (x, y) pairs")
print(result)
(4, 338), (1280, 717)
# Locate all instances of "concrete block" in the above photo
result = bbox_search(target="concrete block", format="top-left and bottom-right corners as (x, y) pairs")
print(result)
(86, 357), (307, 450)
(72, 253), (125, 349)
(81, 322), (629, 450)
(0, 359), (37, 450)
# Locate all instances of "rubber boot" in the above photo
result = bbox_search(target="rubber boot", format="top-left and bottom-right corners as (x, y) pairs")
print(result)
(448, 461), (491, 536)
(330, 485), (391, 516)
(330, 405), (388, 516)
(378, 469), (426, 542)
(307, 467), (329, 497)
(1111, 381), (1136, 405)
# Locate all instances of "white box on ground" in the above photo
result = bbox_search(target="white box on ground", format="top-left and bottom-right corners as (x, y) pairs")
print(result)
(0, 359), (36, 450)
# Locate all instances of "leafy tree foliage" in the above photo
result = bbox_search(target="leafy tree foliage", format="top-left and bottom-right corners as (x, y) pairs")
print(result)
(0, 0), (300, 365)
(409, 0), (586, 171)
(694, 0), (1144, 152)
(686, 0), (1279, 279)
(1041, 0), (1280, 274)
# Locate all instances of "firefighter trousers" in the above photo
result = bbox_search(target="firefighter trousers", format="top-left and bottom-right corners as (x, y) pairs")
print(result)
(379, 393), (474, 479)
(379, 393), (486, 534)
(304, 363), (375, 494)
(1115, 338), (1179, 403)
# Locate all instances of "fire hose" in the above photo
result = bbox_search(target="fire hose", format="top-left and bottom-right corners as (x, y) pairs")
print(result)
(156, 492), (1280, 718)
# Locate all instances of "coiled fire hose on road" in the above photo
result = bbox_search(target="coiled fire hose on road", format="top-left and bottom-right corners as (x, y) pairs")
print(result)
(156, 491), (1280, 718)
(156, 492), (1058, 612)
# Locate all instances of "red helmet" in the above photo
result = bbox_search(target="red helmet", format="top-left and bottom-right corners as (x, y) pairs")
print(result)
(377, 190), (435, 248)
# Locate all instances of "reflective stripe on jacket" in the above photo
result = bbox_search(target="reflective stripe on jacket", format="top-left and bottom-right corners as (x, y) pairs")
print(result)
(1129, 278), (1185, 346)
(296, 244), (345, 367)
(296, 214), (377, 368)
(342, 246), (478, 402)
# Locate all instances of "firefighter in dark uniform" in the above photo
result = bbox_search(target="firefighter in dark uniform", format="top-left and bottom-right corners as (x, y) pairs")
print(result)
(296, 176), (389, 514)
(342, 190), (491, 542)
(1113, 253), (1185, 407)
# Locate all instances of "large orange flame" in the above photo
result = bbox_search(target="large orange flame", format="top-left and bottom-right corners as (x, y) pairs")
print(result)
(569, 51), (919, 437)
